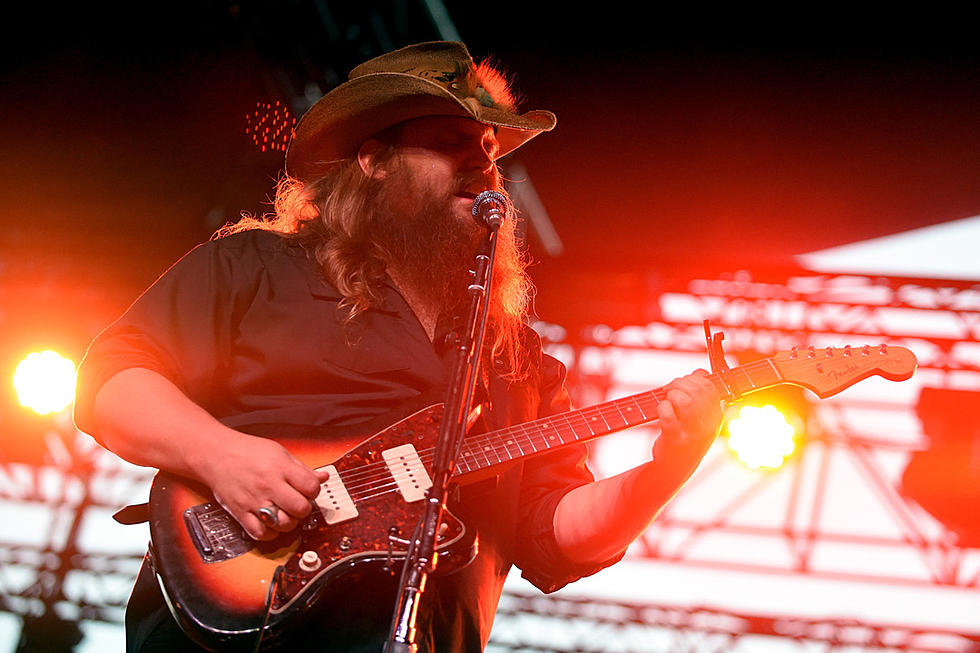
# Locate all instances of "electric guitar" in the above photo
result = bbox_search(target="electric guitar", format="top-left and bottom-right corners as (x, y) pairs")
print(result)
(146, 344), (916, 650)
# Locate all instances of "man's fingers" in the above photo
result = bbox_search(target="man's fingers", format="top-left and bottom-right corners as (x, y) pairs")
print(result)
(272, 485), (315, 521)
(239, 512), (274, 541)
(266, 507), (301, 533)
(286, 464), (325, 500)
(657, 397), (682, 437)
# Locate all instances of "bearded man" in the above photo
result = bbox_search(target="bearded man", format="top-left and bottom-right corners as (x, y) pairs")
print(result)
(74, 42), (722, 652)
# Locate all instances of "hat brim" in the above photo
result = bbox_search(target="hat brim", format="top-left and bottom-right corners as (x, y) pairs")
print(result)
(285, 72), (556, 182)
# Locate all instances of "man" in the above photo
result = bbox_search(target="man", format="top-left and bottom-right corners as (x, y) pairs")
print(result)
(74, 42), (722, 652)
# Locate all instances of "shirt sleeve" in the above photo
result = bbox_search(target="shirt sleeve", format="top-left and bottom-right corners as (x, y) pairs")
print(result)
(511, 349), (627, 593)
(73, 238), (245, 443)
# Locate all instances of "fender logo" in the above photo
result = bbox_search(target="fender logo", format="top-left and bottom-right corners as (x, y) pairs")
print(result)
(826, 364), (860, 381)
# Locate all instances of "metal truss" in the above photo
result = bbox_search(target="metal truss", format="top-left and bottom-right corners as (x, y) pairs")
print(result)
(488, 590), (980, 653)
(0, 433), (151, 647)
(539, 272), (980, 589)
(536, 269), (980, 592)
(635, 419), (978, 589)
(2, 270), (977, 649)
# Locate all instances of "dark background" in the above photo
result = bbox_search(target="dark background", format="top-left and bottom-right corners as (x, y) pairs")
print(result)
(2, 2), (979, 362)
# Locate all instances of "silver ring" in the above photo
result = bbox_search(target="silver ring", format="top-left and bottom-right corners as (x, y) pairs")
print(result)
(257, 505), (279, 527)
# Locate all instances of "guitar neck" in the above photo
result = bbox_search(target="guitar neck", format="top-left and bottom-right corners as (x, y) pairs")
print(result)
(453, 356), (784, 477)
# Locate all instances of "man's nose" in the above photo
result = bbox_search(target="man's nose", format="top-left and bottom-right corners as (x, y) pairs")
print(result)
(463, 147), (496, 175)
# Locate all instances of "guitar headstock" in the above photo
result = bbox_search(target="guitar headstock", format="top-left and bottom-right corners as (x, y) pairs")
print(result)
(770, 344), (917, 399)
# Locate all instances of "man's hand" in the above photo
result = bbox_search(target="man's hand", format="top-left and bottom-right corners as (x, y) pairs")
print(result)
(653, 369), (724, 481)
(197, 433), (329, 541)
(554, 369), (725, 565)
(93, 368), (330, 542)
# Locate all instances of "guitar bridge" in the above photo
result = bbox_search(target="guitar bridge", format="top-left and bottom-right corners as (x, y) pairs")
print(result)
(183, 503), (254, 563)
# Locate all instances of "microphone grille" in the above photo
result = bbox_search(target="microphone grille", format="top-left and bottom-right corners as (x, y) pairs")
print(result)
(471, 190), (510, 218)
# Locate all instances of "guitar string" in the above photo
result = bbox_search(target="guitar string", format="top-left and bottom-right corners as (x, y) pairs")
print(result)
(336, 386), (669, 497)
(331, 357), (784, 501)
(332, 396), (665, 504)
(338, 377), (678, 503)
(331, 355), (779, 491)
(336, 351), (881, 505)
(324, 353), (881, 504)
(333, 355), (797, 500)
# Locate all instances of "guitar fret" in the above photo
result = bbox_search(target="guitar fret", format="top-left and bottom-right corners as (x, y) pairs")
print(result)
(567, 411), (591, 440)
(584, 407), (603, 434)
(522, 424), (541, 453)
(604, 399), (630, 430)
(724, 366), (750, 396)
(628, 395), (649, 421)
(505, 429), (525, 459)
(744, 365), (758, 389)
(540, 421), (563, 447)
(445, 349), (913, 480)
(634, 392), (661, 418)
(477, 435), (494, 467)
(765, 358), (783, 382)
(488, 435), (503, 465)
(474, 361), (729, 474)
(511, 426), (529, 457)
(559, 413), (583, 442)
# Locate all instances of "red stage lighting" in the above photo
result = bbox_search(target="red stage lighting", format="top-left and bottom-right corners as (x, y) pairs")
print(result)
(901, 387), (980, 547)
(245, 100), (296, 153)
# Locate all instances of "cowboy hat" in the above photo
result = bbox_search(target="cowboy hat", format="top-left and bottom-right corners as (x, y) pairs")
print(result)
(285, 41), (557, 182)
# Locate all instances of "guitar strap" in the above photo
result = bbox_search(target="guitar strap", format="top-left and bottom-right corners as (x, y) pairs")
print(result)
(113, 502), (150, 525)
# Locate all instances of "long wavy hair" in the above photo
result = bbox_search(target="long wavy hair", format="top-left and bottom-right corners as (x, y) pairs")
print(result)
(216, 150), (534, 382)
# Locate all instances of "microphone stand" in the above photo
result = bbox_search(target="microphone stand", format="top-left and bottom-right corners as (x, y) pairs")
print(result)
(384, 220), (500, 653)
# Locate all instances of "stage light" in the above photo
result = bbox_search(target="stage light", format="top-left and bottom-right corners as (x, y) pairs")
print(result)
(12, 350), (77, 415)
(726, 404), (796, 470)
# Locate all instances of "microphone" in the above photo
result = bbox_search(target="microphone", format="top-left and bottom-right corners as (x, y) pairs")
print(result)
(471, 190), (510, 230)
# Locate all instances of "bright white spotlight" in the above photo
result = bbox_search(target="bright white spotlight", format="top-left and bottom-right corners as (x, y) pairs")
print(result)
(727, 404), (796, 470)
(12, 350), (77, 415)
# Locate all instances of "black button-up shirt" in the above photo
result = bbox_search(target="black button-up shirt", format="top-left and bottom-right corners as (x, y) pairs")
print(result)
(75, 230), (622, 651)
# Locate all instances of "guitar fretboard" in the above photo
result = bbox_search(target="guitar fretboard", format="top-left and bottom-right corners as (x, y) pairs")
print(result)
(453, 356), (785, 476)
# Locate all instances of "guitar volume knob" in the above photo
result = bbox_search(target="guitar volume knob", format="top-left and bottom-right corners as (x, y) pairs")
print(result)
(299, 550), (321, 572)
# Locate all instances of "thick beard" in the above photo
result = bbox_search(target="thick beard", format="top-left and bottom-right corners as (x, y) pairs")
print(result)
(369, 171), (533, 376)
(371, 181), (482, 315)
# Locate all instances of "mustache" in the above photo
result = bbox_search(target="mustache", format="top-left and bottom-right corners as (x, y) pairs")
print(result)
(454, 173), (501, 199)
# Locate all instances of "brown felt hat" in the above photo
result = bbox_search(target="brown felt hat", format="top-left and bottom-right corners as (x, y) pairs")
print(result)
(285, 41), (557, 182)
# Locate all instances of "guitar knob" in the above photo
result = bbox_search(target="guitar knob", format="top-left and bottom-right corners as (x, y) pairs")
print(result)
(299, 550), (321, 572)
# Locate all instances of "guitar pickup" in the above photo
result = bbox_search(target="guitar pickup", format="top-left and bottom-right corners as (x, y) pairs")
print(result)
(313, 465), (358, 525)
(382, 444), (432, 502)
(183, 503), (254, 563)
